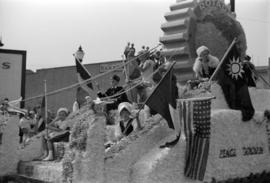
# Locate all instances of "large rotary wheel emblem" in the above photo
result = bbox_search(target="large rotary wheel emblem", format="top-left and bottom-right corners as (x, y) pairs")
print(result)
(227, 57), (244, 80)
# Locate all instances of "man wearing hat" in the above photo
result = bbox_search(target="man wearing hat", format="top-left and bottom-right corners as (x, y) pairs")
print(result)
(243, 55), (257, 87)
(193, 46), (219, 79)
(96, 74), (129, 112)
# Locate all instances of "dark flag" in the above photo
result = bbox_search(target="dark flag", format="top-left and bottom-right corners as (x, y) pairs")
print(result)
(145, 62), (178, 130)
(217, 42), (255, 121)
(41, 95), (45, 108)
(37, 96), (46, 132)
(40, 96), (46, 119)
(75, 58), (93, 93)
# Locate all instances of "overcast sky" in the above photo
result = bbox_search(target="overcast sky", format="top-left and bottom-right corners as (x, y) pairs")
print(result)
(0, 0), (269, 70)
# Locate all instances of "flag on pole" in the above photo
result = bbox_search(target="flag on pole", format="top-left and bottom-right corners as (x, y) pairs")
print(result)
(216, 42), (254, 121)
(41, 95), (45, 112)
(145, 62), (178, 130)
(36, 95), (46, 132)
(75, 58), (93, 94)
(180, 98), (212, 181)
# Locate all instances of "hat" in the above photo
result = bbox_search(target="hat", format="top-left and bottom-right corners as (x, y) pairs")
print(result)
(57, 107), (69, 115)
(112, 75), (120, 82)
(196, 46), (209, 57)
(118, 102), (132, 114)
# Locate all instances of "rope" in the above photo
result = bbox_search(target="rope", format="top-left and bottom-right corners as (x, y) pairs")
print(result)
(21, 44), (162, 103)
(98, 62), (166, 101)
(98, 51), (178, 101)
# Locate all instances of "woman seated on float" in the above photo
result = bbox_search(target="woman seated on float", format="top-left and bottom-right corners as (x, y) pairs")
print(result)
(193, 45), (219, 80)
(114, 102), (142, 141)
(35, 107), (70, 161)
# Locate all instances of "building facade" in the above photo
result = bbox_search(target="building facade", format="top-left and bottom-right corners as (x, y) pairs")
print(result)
(25, 60), (124, 112)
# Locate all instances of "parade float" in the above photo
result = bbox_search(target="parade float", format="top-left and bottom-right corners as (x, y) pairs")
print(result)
(1, 0), (270, 183)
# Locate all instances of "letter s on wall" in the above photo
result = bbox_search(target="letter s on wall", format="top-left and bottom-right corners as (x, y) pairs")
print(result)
(2, 62), (11, 69)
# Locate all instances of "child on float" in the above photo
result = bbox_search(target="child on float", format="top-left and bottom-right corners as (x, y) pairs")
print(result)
(19, 110), (36, 146)
(114, 102), (142, 141)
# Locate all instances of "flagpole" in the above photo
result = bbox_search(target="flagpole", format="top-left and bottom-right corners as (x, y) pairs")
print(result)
(44, 80), (48, 138)
(209, 37), (237, 82)
(119, 61), (176, 136)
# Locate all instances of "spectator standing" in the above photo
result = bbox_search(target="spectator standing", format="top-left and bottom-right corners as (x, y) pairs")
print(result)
(124, 42), (130, 59)
(0, 98), (9, 115)
(242, 55), (257, 87)
(127, 43), (136, 60)
(19, 110), (36, 145)
(137, 45), (148, 65)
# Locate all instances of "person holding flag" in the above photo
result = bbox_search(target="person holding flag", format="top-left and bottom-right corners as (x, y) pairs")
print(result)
(95, 74), (129, 113)
(193, 46), (219, 80)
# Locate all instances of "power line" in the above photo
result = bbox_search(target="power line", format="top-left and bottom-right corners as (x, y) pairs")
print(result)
(21, 44), (163, 103)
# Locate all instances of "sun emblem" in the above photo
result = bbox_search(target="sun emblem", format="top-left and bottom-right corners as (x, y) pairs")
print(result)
(227, 57), (244, 80)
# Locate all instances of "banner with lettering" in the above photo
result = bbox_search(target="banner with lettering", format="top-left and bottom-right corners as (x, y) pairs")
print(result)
(203, 110), (270, 181)
(0, 49), (26, 106)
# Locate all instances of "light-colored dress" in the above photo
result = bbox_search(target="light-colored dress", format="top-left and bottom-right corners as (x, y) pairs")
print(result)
(193, 54), (219, 78)
(141, 59), (155, 85)
(48, 120), (69, 139)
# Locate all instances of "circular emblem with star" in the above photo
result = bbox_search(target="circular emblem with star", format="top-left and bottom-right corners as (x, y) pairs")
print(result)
(227, 57), (244, 80)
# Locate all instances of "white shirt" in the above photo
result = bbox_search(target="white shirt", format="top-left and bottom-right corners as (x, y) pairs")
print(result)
(19, 117), (35, 130)
(141, 59), (155, 83)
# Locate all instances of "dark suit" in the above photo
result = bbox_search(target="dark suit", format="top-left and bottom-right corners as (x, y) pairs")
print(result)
(97, 86), (129, 111)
